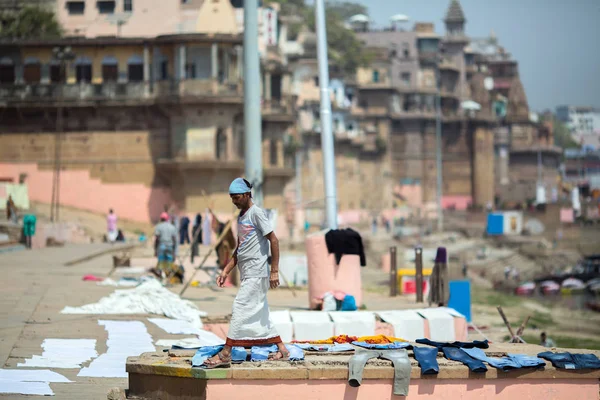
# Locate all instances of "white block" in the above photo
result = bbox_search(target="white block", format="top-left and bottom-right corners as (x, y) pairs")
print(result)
(328, 311), (375, 337)
(376, 310), (425, 341)
(290, 311), (334, 341)
(270, 310), (293, 343)
(417, 308), (456, 342)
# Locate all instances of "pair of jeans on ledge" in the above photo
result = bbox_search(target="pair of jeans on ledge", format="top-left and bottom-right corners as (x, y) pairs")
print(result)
(348, 349), (411, 396)
(415, 338), (489, 350)
(462, 348), (545, 371)
(412, 347), (440, 375)
(441, 347), (487, 372)
(538, 351), (600, 370)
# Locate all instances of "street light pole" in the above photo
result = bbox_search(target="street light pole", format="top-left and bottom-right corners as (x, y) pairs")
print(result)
(315, 0), (338, 230)
(435, 63), (443, 232)
(243, 0), (263, 207)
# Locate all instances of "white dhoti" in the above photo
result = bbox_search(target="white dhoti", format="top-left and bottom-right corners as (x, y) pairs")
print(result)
(226, 277), (281, 347)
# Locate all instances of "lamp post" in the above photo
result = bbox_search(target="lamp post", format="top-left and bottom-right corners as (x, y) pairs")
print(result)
(435, 60), (443, 232)
(50, 46), (75, 222)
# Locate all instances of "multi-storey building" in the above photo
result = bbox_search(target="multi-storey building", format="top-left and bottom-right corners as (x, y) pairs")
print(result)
(556, 106), (600, 150)
(0, 0), (296, 227)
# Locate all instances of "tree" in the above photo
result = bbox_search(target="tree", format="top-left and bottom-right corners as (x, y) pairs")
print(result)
(267, 0), (373, 75)
(551, 116), (579, 149)
(0, 6), (62, 39)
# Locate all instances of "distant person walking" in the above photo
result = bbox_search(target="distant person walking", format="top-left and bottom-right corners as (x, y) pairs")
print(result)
(6, 195), (17, 223)
(179, 214), (191, 245)
(106, 209), (118, 243)
(154, 212), (178, 276)
(22, 213), (36, 249)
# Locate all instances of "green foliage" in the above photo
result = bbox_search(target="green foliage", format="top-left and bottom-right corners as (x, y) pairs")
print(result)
(0, 6), (62, 39)
(551, 116), (579, 149)
(522, 334), (600, 350)
(267, 0), (373, 75)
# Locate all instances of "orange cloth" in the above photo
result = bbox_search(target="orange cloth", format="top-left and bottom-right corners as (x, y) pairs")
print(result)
(292, 334), (407, 345)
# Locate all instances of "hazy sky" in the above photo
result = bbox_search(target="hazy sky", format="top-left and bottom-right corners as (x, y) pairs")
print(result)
(332, 0), (600, 112)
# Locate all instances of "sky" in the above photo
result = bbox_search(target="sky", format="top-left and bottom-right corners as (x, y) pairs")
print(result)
(331, 0), (600, 112)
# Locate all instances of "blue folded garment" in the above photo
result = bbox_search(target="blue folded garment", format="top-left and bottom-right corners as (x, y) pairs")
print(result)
(352, 341), (412, 350)
(329, 343), (355, 352)
(507, 354), (546, 369)
(462, 347), (520, 371)
(191, 345), (223, 367)
(231, 347), (247, 363)
(287, 344), (305, 361)
(292, 343), (314, 350)
(251, 345), (278, 361)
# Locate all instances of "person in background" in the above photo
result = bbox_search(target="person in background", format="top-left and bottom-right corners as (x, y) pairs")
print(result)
(154, 212), (178, 276)
(191, 213), (202, 263)
(540, 332), (556, 348)
(106, 209), (118, 243)
(179, 214), (191, 245)
(371, 217), (378, 235)
(6, 195), (17, 223)
(22, 213), (36, 249)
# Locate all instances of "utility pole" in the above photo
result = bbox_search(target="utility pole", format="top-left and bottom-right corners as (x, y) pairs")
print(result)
(50, 46), (75, 222)
(315, 0), (338, 229)
(435, 63), (443, 232)
(243, 0), (263, 206)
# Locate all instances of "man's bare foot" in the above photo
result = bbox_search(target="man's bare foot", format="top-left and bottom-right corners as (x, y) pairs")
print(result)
(202, 352), (231, 369)
(268, 350), (290, 360)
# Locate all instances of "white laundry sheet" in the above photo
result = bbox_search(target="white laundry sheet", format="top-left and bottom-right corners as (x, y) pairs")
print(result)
(113, 266), (150, 275)
(78, 320), (155, 378)
(148, 318), (203, 335)
(376, 310), (425, 341)
(270, 310), (293, 343)
(289, 311), (334, 341)
(61, 280), (207, 329)
(417, 308), (456, 342)
(18, 339), (98, 369)
(328, 311), (376, 337)
(0, 369), (71, 396)
(97, 278), (140, 287)
(155, 332), (225, 348)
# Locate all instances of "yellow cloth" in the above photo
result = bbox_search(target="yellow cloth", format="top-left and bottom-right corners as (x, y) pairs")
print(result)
(356, 334), (407, 344)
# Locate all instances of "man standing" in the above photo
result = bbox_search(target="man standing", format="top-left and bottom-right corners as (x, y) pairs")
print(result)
(179, 214), (191, 245)
(203, 178), (288, 368)
(540, 332), (556, 348)
(154, 212), (178, 276)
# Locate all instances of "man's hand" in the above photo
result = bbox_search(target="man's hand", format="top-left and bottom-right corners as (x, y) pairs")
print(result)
(216, 272), (228, 288)
(269, 270), (280, 289)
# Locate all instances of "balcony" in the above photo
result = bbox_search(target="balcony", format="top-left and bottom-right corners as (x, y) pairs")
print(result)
(0, 79), (243, 106)
(262, 97), (295, 122)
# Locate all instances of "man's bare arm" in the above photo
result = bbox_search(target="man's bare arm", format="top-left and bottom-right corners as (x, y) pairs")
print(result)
(266, 232), (279, 273)
(221, 250), (238, 276)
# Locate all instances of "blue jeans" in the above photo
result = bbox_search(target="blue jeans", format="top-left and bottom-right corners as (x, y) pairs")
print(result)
(250, 344), (305, 361)
(462, 347), (521, 371)
(416, 338), (489, 350)
(352, 341), (411, 350)
(442, 347), (487, 372)
(538, 351), (600, 370)
(413, 346), (439, 375)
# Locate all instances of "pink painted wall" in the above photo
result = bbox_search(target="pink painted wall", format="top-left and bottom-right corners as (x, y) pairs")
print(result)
(206, 379), (599, 400)
(306, 234), (363, 309)
(0, 163), (172, 223)
(442, 196), (472, 211)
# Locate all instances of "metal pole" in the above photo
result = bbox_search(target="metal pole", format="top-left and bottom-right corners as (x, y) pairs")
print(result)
(415, 246), (424, 302)
(243, 0), (263, 207)
(315, 0), (338, 230)
(435, 64), (443, 232)
(389, 246), (397, 297)
(56, 103), (63, 222)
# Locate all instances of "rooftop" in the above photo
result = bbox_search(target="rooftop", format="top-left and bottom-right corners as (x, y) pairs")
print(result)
(444, 0), (466, 23)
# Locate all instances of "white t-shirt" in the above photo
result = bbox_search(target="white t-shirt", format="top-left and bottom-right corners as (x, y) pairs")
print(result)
(236, 205), (273, 279)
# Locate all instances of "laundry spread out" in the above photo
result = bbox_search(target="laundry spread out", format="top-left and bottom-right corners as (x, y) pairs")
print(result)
(17, 339), (98, 369)
(78, 320), (155, 378)
(0, 369), (71, 396)
(61, 280), (207, 329)
(293, 334), (358, 344)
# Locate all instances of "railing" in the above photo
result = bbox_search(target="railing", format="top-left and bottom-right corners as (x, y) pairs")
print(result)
(262, 98), (294, 115)
(0, 79), (242, 103)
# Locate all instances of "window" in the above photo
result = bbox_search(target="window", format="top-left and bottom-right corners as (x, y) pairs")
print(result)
(160, 60), (168, 80)
(401, 72), (411, 86)
(49, 64), (66, 83)
(313, 76), (319, 86)
(216, 129), (227, 160)
(124, 0), (132, 11)
(185, 63), (196, 79)
(76, 64), (92, 83)
(270, 139), (278, 166)
(372, 69), (379, 83)
(0, 58), (15, 83)
(23, 62), (42, 83)
(97, 1), (115, 14)
(66, 1), (85, 15)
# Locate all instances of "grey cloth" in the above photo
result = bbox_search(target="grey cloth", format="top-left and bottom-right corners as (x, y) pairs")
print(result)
(155, 221), (177, 249)
(236, 205), (273, 280)
(348, 349), (411, 396)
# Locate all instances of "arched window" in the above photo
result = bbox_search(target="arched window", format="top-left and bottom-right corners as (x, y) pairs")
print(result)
(127, 54), (143, 82)
(74, 56), (92, 83)
(23, 57), (41, 83)
(101, 56), (118, 82)
(215, 128), (227, 160)
(0, 57), (15, 83)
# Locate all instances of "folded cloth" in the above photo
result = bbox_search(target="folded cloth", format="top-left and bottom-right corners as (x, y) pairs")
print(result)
(538, 351), (600, 370)
(413, 346), (439, 375)
(357, 335), (407, 344)
(507, 353), (546, 369)
(416, 338), (489, 350)
(251, 345), (278, 361)
(442, 347), (487, 373)
(231, 347), (247, 364)
(462, 347), (521, 372)
(287, 344), (305, 361)
(352, 341), (412, 350)
(191, 345), (223, 367)
(291, 343), (353, 352)
(329, 343), (355, 352)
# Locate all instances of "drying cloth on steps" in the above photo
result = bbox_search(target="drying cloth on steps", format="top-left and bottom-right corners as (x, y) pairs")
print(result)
(538, 351), (600, 370)
(415, 338), (489, 350)
(348, 349), (411, 396)
(325, 228), (366, 266)
(413, 346), (439, 375)
(352, 341), (412, 350)
(442, 347), (487, 373)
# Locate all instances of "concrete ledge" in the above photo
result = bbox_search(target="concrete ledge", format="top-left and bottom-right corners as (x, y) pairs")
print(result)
(126, 344), (600, 381)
